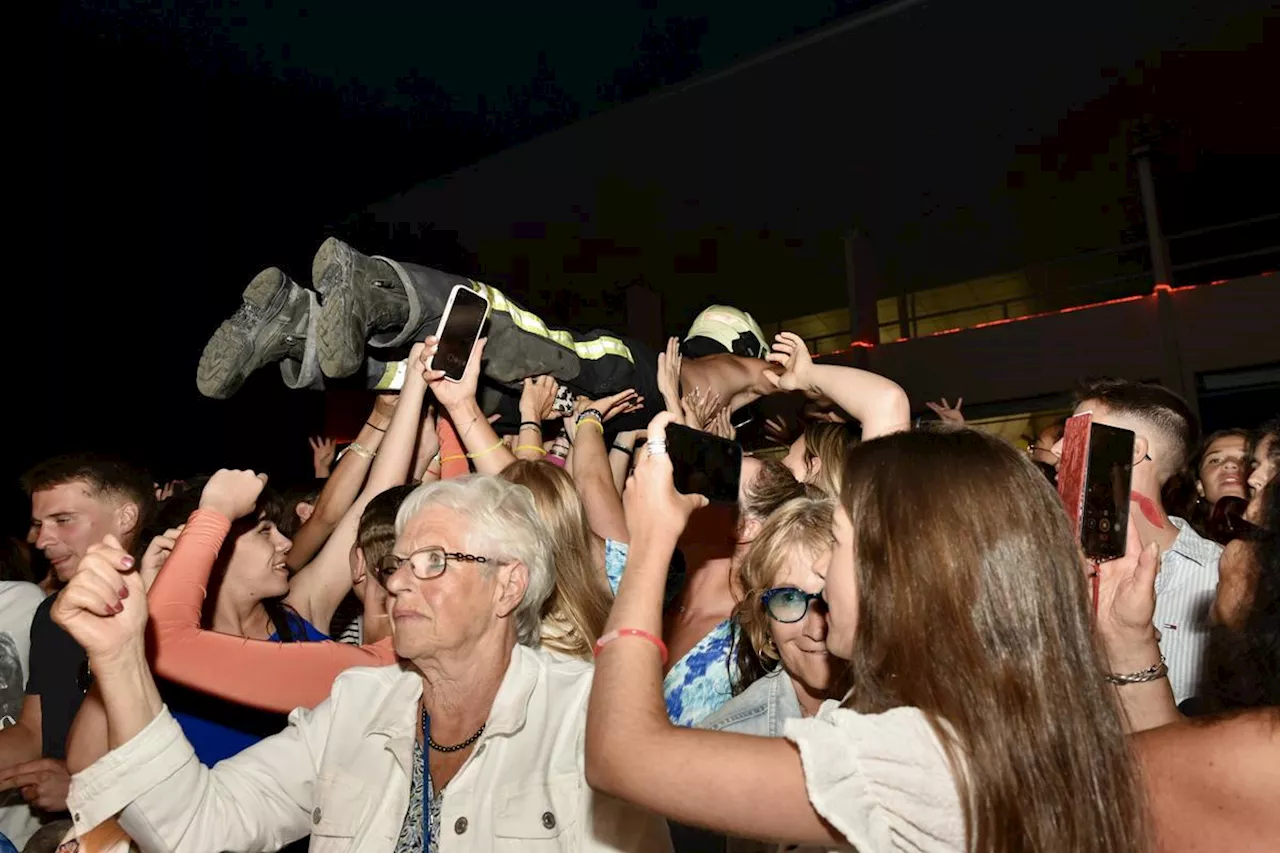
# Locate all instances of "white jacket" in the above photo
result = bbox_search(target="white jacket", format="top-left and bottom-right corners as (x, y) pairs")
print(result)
(67, 645), (671, 852)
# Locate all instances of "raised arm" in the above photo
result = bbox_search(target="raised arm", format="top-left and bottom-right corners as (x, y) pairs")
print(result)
(585, 415), (841, 847)
(428, 337), (518, 475)
(146, 477), (395, 715)
(286, 395), (396, 569)
(516, 376), (557, 461)
(287, 347), (432, 633)
(766, 332), (910, 441)
(570, 391), (642, 544)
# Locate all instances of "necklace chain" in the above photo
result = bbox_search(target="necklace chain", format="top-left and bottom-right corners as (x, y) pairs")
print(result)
(422, 707), (485, 753)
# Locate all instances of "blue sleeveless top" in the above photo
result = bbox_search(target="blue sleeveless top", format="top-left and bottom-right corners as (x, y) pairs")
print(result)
(169, 612), (328, 766)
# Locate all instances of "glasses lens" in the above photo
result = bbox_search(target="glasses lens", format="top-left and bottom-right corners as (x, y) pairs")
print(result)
(408, 548), (447, 578)
(766, 588), (810, 623)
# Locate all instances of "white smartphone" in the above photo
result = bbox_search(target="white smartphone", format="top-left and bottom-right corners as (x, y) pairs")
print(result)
(427, 285), (491, 382)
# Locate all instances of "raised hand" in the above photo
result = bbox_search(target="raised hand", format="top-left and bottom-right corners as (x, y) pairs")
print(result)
(925, 397), (965, 425)
(1094, 517), (1161, 668)
(199, 469), (268, 520)
(765, 332), (817, 395)
(709, 406), (737, 441)
(309, 436), (337, 477)
(139, 525), (185, 591)
(680, 386), (724, 433)
(419, 336), (485, 413)
(50, 535), (147, 662)
(656, 336), (684, 416)
(521, 375), (560, 424)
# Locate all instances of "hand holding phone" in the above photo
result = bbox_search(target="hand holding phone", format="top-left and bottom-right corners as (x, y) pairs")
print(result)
(427, 285), (491, 382)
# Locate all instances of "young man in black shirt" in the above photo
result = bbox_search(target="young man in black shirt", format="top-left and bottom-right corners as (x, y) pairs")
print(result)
(0, 456), (151, 815)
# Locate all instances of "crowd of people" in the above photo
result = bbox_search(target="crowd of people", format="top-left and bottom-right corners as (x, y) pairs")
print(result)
(0, 236), (1276, 853)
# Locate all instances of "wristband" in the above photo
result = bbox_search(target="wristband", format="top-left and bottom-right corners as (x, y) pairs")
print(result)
(519, 421), (542, 433)
(593, 628), (669, 665)
(578, 417), (605, 434)
(610, 443), (633, 456)
(347, 441), (376, 459)
(366, 421), (387, 432)
(576, 409), (605, 425)
(466, 439), (506, 459)
(1105, 656), (1168, 686)
(515, 444), (548, 455)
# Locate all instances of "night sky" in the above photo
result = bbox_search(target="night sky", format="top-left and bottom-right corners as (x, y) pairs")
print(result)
(12, 0), (1277, 532)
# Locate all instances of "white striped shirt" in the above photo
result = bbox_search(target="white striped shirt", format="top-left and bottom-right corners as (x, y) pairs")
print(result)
(1153, 517), (1222, 703)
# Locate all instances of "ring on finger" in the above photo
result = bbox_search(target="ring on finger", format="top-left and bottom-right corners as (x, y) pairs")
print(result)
(647, 440), (668, 456)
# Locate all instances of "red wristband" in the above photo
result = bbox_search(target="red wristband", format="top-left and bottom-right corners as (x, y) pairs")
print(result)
(593, 628), (669, 665)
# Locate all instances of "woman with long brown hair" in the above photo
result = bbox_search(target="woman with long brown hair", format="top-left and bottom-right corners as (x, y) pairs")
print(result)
(499, 459), (613, 660)
(587, 417), (1150, 852)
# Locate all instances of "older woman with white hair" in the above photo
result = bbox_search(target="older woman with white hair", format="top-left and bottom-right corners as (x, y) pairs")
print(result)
(50, 470), (671, 853)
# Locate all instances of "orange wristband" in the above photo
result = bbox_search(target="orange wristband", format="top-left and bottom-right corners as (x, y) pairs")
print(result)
(593, 628), (669, 665)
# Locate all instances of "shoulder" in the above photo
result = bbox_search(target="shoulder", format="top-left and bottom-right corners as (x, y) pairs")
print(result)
(0, 582), (47, 619)
(698, 672), (775, 731)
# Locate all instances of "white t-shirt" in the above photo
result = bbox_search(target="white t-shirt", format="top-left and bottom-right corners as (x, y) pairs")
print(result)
(0, 581), (51, 847)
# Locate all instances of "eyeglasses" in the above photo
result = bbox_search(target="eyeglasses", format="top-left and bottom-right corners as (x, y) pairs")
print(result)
(374, 547), (491, 587)
(761, 586), (826, 623)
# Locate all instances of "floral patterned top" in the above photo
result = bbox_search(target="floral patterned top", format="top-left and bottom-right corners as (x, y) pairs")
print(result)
(604, 539), (736, 727)
(393, 740), (444, 853)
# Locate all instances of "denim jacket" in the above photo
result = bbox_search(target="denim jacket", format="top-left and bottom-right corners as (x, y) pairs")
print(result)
(697, 668), (801, 737)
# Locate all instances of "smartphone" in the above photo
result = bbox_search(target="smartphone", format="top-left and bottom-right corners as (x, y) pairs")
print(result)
(427, 285), (491, 382)
(1056, 412), (1135, 562)
(666, 423), (743, 504)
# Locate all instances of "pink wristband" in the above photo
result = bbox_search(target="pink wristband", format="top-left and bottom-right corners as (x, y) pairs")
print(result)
(593, 628), (669, 665)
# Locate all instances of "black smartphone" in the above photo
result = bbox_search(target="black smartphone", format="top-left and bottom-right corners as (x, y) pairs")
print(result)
(428, 285), (491, 382)
(665, 423), (743, 504)
(1057, 412), (1135, 562)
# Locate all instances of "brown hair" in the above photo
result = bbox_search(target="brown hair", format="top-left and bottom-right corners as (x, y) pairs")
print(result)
(1074, 377), (1198, 480)
(499, 461), (611, 660)
(739, 460), (807, 523)
(799, 422), (855, 496)
(358, 485), (418, 572)
(839, 427), (1149, 852)
(731, 492), (835, 692)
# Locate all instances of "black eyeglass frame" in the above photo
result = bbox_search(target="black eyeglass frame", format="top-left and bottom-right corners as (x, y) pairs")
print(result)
(760, 586), (826, 624)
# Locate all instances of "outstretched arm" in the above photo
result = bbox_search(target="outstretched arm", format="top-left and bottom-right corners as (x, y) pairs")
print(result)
(766, 332), (910, 441)
(586, 415), (841, 846)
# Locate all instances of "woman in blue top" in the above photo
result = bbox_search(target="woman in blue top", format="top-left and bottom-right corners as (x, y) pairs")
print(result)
(145, 476), (330, 764)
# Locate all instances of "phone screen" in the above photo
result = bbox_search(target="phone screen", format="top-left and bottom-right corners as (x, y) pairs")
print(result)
(666, 424), (743, 504)
(431, 286), (490, 381)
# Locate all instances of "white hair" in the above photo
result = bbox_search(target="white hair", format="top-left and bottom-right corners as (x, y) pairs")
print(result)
(395, 474), (555, 646)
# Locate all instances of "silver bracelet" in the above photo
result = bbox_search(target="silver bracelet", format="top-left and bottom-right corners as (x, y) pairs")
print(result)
(1105, 656), (1168, 686)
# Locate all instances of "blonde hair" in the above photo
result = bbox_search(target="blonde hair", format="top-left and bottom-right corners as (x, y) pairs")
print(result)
(731, 492), (836, 691)
(499, 461), (612, 660)
(800, 422), (855, 496)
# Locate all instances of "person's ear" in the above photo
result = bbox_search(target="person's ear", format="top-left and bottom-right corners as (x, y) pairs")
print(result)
(296, 502), (315, 524)
(115, 501), (140, 540)
(493, 560), (530, 621)
(1132, 434), (1151, 468)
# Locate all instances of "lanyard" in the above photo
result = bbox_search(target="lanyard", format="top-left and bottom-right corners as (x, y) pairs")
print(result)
(421, 708), (432, 853)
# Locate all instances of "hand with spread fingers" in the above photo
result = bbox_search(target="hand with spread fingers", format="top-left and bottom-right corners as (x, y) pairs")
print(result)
(656, 336), (684, 417)
(309, 436), (337, 478)
(926, 397), (965, 425)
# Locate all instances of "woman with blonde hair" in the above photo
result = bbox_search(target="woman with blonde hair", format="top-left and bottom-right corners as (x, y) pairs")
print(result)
(500, 459), (613, 660)
(780, 422), (854, 497)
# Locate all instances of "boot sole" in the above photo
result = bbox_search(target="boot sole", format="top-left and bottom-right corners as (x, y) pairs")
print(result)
(196, 269), (291, 399)
(312, 237), (365, 378)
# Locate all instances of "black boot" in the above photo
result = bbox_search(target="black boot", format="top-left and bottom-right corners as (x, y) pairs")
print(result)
(197, 268), (310, 399)
(312, 237), (410, 379)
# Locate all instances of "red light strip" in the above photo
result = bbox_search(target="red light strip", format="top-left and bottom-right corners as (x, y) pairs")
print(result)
(828, 271), (1275, 351)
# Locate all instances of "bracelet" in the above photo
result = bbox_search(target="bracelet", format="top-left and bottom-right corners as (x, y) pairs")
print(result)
(519, 421), (542, 433)
(440, 453), (469, 463)
(610, 443), (633, 456)
(578, 417), (605, 434)
(1105, 656), (1168, 686)
(347, 441), (376, 459)
(515, 444), (548, 455)
(593, 628), (669, 665)
(365, 421), (386, 432)
(466, 439), (506, 459)
(577, 409), (604, 425)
